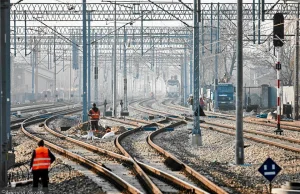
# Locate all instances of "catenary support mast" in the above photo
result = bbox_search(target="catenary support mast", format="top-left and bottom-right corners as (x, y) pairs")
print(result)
(235, 0), (244, 165)
(192, 0), (202, 146)
(0, 0), (11, 186)
(294, 4), (299, 120)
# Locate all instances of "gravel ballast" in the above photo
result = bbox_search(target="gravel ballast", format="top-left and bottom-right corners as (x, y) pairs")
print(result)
(153, 125), (300, 194)
(8, 129), (106, 194)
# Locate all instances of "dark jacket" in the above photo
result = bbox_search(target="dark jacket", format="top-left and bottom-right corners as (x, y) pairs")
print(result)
(194, 105), (206, 116)
(89, 107), (99, 115)
(30, 147), (56, 169)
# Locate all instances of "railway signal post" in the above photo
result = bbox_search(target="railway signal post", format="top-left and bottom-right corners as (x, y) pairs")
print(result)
(273, 13), (284, 135)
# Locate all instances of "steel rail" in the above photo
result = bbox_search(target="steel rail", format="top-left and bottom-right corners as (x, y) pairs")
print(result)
(11, 105), (81, 129)
(248, 118), (300, 128)
(159, 101), (300, 156)
(20, 113), (141, 193)
(43, 110), (165, 194)
(102, 116), (208, 193)
(146, 121), (228, 194)
(115, 123), (163, 194)
(44, 115), (131, 161)
(168, 99), (299, 127)
(202, 121), (300, 144)
(136, 160), (209, 194)
(125, 100), (225, 193)
(202, 124), (300, 153)
(11, 103), (70, 114)
(114, 118), (211, 194)
(120, 117), (169, 126)
(136, 99), (300, 193)
(165, 101), (300, 131)
(128, 101), (184, 122)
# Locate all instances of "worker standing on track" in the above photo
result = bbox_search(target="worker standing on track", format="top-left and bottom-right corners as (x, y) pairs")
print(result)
(30, 140), (56, 191)
(187, 94), (194, 115)
(88, 103), (101, 132)
(200, 97), (205, 109)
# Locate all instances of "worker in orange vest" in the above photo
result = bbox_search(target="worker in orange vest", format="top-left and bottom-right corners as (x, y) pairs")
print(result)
(30, 140), (56, 189)
(88, 103), (100, 131)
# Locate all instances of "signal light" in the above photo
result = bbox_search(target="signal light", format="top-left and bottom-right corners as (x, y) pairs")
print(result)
(273, 13), (284, 47)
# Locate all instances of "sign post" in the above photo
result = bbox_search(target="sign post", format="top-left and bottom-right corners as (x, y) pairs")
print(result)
(258, 157), (282, 193)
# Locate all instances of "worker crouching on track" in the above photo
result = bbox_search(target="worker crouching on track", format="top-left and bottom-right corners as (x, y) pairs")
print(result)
(30, 140), (56, 191)
(88, 103), (101, 131)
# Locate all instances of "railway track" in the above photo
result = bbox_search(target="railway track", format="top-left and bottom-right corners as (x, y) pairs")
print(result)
(165, 100), (300, 132)
(116, 120), (211, 193)
(20, 109), (143, 193)
(11, 102), (73, 115)
(10, 104), (81, 130)
(38, 99), (227, 193)
(53, 105), (210, 193)
(11, 101), (53, 108)
(18, 97), (285, 193)
(139, 99), (300, 154)
(129, 98), (300, 192)
(19, 100), (187, 193)
(121, 100), (229, 194)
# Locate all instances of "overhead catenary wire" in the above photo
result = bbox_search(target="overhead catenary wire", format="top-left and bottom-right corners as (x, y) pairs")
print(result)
(32, 16), (81, 50)
(18, 15), (299, 58)
(90, 10), (153, 45)
(147, 0), (193, 29)
(14, 4), (299, 74)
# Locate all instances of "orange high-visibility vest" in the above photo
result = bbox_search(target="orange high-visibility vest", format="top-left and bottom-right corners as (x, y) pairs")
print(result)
(90, 109), (100, 120)
(32, 147), (51, 170)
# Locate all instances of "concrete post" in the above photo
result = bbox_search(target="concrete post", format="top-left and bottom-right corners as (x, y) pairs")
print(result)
(214, 3), (220, 111)
(235, 0), (244, 165)
(189, 49), (193, 95)
(54, 28), (57, 101)
(123, 28), (128, 111)
(82, 0), (88, 122)
(88, 12), (91, 109)
(141, 11), (144, 56)
(113, 3), (117, 117)
(192, 0), (202, 146)
(95, 33), (99, 103)
(181, 55), (184, 105)
(184, 44), (187, 105)
(35, 35), (39, 97)
(0, 0), (10, 186)
(31, 40), (35, 100)
(294, 4), (299, 120)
